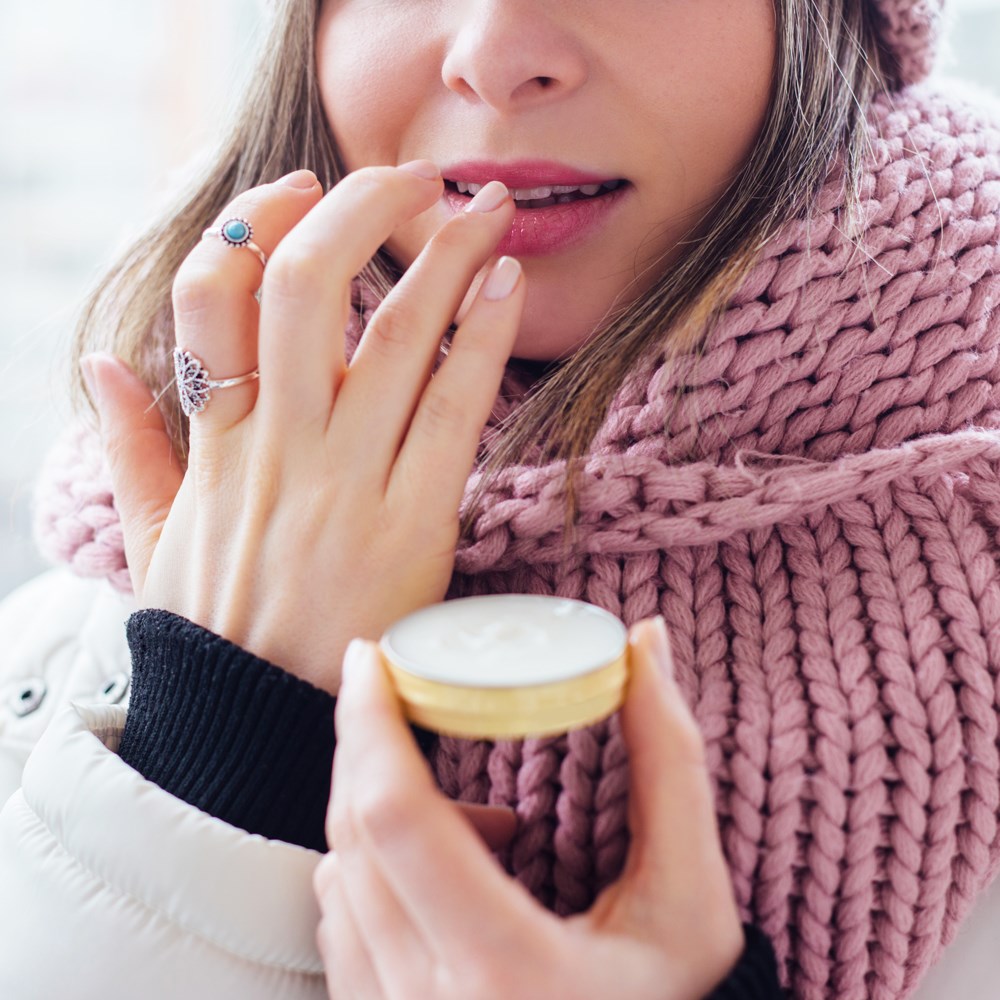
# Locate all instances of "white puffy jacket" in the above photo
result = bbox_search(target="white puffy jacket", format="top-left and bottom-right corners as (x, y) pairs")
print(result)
(0, 568), (997, 999)
(0, 570), (326, 999)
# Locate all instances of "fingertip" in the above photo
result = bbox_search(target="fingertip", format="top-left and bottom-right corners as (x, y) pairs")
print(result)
(80, 354), (102, 411)
(482, 256), (523, 302)
(397, 159), (442, 181)
(628, 615), (673, 679)
(626, 626), (705, 774)
(341, 637), (373, 688)
(340, 638), (401, 712)
(83, 350), (139, 384)
(622, 617), (684, 745)
(275, 169), (321, 190)
(80, 349), (119, 384)
(80, 352), (148, 420)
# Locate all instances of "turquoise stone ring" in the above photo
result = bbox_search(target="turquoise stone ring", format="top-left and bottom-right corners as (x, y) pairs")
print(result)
(221, 218), (252, 246)
(201, 216), (268, 269)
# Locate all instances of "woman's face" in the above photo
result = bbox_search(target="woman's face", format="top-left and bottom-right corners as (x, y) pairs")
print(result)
(316, 0), (776, 361)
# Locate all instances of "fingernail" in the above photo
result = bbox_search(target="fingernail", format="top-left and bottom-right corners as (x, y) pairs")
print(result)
(80, 354), (103, 409)
(342, 638), (369, 684)
(277, 169), (319, 189)
(397, 159), (441, 181)
(649, 616), (673, 679)
(482, 256), (521, 301)
(466, 181), (509, 213)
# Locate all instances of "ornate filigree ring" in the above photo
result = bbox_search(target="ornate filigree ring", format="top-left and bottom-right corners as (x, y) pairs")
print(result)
(201, 217), (267, 269)
(173, 348), (260, 417)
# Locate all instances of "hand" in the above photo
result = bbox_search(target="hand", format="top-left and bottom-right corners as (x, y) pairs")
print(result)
(81, 164), (524, 692)
(315, 617), (745, 1000)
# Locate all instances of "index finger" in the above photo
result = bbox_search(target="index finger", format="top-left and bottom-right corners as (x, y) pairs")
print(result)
(329, 639), (538, 956)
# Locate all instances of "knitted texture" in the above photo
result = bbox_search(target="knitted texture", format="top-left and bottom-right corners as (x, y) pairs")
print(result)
(33, 423), (129, 593)
(32, 86), (1000, 999)
(871, 0), (947, 87)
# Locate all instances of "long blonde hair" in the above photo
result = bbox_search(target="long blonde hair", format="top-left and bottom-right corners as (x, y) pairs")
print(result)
(72, 0), (887, 535)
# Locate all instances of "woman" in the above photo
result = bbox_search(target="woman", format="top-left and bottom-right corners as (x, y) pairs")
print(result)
(2, 0), (998, 997)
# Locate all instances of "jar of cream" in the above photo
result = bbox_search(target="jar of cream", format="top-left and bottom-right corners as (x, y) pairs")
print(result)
(379, 594), (628, 740)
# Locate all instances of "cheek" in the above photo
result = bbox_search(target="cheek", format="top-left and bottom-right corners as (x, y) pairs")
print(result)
(639, 2), (776, 209)
(316, 9), (428, 171)
(693, 12), (775, 166)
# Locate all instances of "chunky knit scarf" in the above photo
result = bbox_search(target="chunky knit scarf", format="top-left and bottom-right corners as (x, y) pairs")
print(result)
(31, 11), (1000, 1000)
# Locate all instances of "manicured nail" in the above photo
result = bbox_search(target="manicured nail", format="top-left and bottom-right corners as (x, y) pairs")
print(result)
(466, 181), (509, 214)
(342, 638), (370, 685)
(649, 616), (673, 678)
(277, 169), (319, 189)
(397, 159), (441, 181)
(482, 256), (521, 301)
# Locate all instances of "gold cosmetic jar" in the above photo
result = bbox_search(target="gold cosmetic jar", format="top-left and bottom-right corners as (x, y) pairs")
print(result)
(379, 594), (628, 740)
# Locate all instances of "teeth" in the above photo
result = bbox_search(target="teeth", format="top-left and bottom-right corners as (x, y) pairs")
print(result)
(449, 179), (624, 200)
(510, 186), (554, 200)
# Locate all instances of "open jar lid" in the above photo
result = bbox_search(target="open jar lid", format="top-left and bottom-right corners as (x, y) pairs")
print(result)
(379, 594), (628, 740)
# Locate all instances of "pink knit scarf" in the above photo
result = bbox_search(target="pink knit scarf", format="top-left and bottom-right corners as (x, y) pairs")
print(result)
(31, 78), (1000, 1000)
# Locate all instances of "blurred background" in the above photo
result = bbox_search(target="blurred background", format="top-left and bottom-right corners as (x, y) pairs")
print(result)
(3, 0), (1000, 598)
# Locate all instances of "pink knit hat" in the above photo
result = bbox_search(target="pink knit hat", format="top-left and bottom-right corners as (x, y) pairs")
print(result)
(871, 0), (947, 86)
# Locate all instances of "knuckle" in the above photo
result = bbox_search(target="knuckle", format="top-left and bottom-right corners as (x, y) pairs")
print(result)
(264, 243), (329, 299)
(354, 785), (413, 845)
(188, 442), (245, 492)
(367, 299), (413, 355)
(454, 958), (511, 1000)
(172, 260), (231, 321)
(450, 335), (500, 378)
(418, 386), (465, 432)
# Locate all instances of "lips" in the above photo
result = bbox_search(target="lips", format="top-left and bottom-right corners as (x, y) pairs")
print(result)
(433, 157), (632, 256)
(441, 158), (623, 189)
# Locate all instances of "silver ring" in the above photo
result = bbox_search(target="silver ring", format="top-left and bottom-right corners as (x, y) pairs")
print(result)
(201, 217), (267, 269)
(173, 348), (260, 417)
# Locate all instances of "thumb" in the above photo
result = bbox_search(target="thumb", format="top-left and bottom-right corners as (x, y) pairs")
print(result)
(619, 617), (725, 893)
(81, 352), (183, 598)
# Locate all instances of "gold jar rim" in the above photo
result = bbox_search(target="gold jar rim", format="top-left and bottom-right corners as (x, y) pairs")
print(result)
(382, 650), (628, 740)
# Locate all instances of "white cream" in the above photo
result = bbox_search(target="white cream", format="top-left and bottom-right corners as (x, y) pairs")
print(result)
(381, 594), (627, 688)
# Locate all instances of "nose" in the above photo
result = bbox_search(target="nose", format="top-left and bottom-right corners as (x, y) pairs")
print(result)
(440, 1), (588, 114)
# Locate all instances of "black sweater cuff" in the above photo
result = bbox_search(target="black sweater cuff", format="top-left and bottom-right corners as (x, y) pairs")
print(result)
(119, 609), (337, 852)
(706, 924), (784, 999)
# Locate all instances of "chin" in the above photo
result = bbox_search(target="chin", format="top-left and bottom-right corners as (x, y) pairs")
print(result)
(509, 292), (599, 363)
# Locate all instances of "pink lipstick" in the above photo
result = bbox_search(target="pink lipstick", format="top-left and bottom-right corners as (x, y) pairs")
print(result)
(440, 159), (631, 257)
